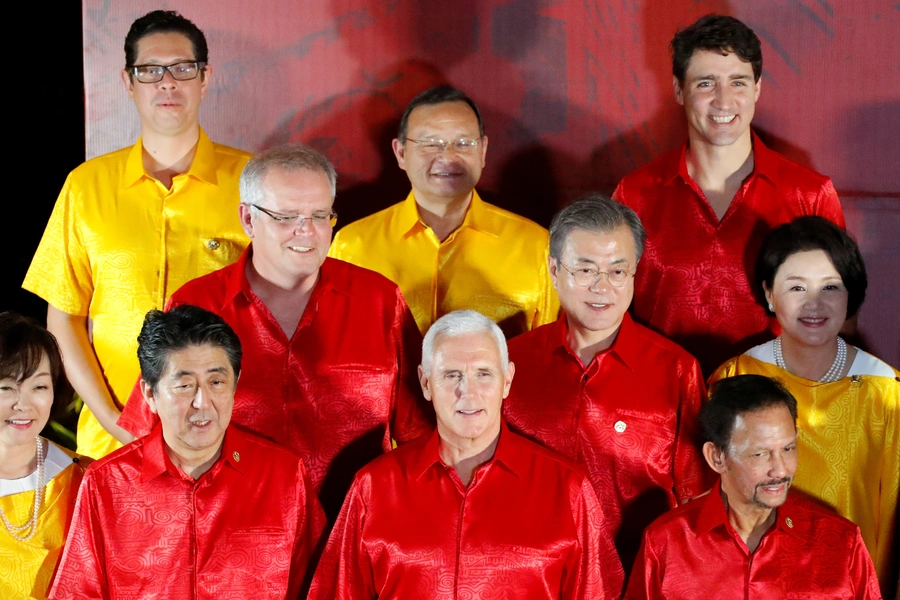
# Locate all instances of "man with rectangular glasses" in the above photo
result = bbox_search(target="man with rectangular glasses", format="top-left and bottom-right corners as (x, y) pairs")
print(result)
(329, 86), (559, 338)
(503, 196), (711, 574)
(118, 144), (433, 522)
(23, 10), (251, 459)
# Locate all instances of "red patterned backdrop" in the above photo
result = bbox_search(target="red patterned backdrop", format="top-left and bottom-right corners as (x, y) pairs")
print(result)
(81, 0), (899, 364)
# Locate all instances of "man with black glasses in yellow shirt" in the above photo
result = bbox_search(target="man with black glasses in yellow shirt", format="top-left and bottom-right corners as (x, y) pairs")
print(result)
(329, 86), (559, 338)
(23, 10), (250, 459)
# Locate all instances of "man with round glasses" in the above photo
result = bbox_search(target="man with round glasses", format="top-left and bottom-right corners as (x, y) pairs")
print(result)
(119, 144), (433, 522)
(503, 196), (711, 573)
(23, 10), (251, 459)
(329, 86), (559, 338)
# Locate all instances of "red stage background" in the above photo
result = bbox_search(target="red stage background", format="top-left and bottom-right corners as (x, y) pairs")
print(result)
(81, 0), (899, 364)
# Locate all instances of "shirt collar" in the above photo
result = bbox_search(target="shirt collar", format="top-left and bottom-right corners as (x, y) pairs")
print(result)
(223, 248), (351, 306)
(412, 420), (525, 480)
(671, 128), (777, 187)
(696, 479), (805, 542)
(123, 128), (217, 188)
(749, 130), (779, 185)
(555, 312), (639, 372)
(396, 190), (500, 239)
(140, 423), (245, 483)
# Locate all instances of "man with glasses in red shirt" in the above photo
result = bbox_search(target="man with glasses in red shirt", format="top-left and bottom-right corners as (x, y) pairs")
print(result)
(504, 196), (710, 573)
(119, 144), (433, 521)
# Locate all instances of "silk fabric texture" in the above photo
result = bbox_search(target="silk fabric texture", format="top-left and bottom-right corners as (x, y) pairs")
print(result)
(624, 481), (882, 599)
(50, 425), (325, 599)
(709, 347), (899, 594)
(23, 130), (250, 459)
(118, 250), (434, 521)
(504, 313), (711, 572)
(329, 190), (560, 338)
(0, 442), (84, 600)
(309, 423), (625, 600)
(613, 131), (845, 375)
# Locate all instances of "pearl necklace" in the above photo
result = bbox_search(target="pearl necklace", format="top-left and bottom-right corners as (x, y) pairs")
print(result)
(773, 336), (847, 383)
(0, 436), (45, 542)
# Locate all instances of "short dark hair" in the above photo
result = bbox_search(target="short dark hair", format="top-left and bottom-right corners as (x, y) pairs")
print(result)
(397, 86), (484, 142)
(0, 312), (71, 412)
(755, 216), (867, 319)
(549, 195), (647, 263)
(701, 375), (798, 454)
(671, 14), (762, 86)
(137, 305), (242, 392)
(124, 10), (209, 69)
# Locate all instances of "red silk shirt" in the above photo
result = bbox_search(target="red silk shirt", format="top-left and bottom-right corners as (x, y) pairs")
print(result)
(49, 425), (326, 599)
(308, 423), (626, 600)
(118, 249), (433, 520)
(505, 313), (712, 571)
(625, 482), (883, 600)
(612, 132), (845, 375)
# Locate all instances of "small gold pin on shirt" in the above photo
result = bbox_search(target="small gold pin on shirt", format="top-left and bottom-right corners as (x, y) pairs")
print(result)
(233, 451), (240, 462)
(785, 517), (793, 528)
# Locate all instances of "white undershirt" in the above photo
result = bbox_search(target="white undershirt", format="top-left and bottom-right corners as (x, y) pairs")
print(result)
(0, 440), (73, 497)
(745, 340), (896, 378)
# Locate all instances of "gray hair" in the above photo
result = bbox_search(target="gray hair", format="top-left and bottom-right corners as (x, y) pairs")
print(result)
(421, 310), (509, 374)
(240, 143), (337, 211)
(549, 195), (647, 263)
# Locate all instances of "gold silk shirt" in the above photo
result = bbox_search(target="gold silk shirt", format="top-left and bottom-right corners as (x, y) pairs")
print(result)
(0, 441), (85, 600)
(709, 341), (899, 592)
(23, 130), (250, 459)
(329, 191), (559, 337)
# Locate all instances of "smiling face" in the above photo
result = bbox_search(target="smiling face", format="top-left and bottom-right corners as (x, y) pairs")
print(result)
(709, 405), (798, 511)
(765, 249), (849, 349)
(551, 226), (637, 346)
(141, 344), (235, 465)
(240, 166), (334, 288)
(392, 101), (487, 206)
(121, 31), (210, 139)
(419, 330), (514, 451)
(0, 354), (54, 449)
(675, 49), (760, 151)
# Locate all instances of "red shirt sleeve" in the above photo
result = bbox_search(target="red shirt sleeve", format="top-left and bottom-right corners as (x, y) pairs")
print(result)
(290, 460), (328, 599)
(567, 477), (625, 599)
(622, 531), (661, 600)
(674, 356), (713, 501)
(814, 178), (845, 228)
(49, 472), (109, 598)
(848, 527), (883, 600)
(308, 474), (377, 600)
(389, 293), (434, 444)
(117, 378), (158, 437)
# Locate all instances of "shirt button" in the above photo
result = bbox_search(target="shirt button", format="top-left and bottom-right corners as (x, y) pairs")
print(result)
(614, 420), (627, 433)
(207, 239), (221, 250)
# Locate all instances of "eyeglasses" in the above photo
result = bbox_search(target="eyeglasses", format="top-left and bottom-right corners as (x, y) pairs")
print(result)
(557, 261), (635, 288)
(248, 204), (337, 228)
(405, 138), (482, 153)
(130, 61), (206, 84)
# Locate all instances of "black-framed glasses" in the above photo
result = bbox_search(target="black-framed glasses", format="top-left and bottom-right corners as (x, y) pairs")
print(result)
(406, 138), (482, 153)
(557, 261), (635, 288)
(130, 61), (206, 84)
(248, 204), (337, 229)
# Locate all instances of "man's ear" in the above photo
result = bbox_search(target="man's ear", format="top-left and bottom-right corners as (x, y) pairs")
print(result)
(702, 441), (727, 474)
(418, 365), (432, 402)
(673, 75), (684, 106)
(238, 203), (255, 238)
(141, 379), (159, 415)
(392, 138), (407, 171)
(121, 69), (135, 98)
(548, 257), (559, 291)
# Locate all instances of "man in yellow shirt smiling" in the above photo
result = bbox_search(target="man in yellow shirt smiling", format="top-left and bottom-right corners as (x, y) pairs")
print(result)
(23, 11), (250, 459)
(329, 86), (559, 337)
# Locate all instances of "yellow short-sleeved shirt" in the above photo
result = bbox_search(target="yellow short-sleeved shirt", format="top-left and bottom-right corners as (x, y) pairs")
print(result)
(23, 130), (250, 458)
(329, 191), (559, 337)
(709, 341), (899, 592)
